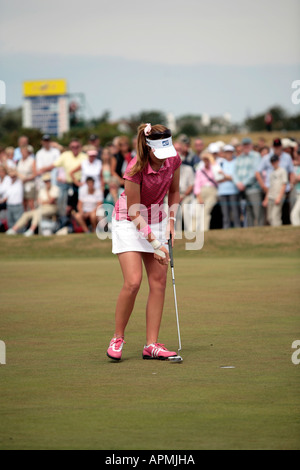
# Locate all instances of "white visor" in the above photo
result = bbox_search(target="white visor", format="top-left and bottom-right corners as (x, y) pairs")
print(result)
(146, 136), (177, 160)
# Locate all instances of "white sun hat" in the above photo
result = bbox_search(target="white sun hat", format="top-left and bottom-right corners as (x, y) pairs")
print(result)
(207, 142), (221, 154)
(223, 144), (235, 152)
(146, 136), (177, 160)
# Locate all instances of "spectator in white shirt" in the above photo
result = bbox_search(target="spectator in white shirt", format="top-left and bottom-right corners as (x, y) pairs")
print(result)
(4, 147), (16, 170)
(0, 169), (24, 228)
(72, 177), (103, 233)
(35, 135), (60, 189)
(6, 173), (59, 236)
(70, 147), (102, 189)
(0, 165), (12, 210)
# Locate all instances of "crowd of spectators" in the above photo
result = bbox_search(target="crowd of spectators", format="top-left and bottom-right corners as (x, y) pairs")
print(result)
(0, 131), (299, 236)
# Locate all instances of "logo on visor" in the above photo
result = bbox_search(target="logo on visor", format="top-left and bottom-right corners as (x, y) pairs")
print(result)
(162, 140), (170, 147)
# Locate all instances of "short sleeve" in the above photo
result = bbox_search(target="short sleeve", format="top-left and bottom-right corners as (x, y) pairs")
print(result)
(173, 154), (182, 171)
(123, 158), (142, 185)
(257, 154), (269, 173)
(53, 154), (64, 168)
(286, 155), (295, 174)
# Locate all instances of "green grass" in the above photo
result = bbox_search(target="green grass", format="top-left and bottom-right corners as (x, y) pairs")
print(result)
(0, 227), (299, 449)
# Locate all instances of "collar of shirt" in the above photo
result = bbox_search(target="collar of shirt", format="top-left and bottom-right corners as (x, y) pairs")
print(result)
(146, 159), (169, 175)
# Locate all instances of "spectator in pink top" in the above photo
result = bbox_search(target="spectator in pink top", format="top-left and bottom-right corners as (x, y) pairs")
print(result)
(194, 152), (218, 231)
(106, 123), (181, 362)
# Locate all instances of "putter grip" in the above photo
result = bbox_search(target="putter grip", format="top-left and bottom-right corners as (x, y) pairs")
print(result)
(168, 234), (174, 268)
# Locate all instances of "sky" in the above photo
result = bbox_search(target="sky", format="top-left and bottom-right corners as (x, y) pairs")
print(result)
(1, 0), (300, 122)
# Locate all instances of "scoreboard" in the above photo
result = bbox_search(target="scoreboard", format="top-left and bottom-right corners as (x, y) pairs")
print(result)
(22, 79), (69, 137)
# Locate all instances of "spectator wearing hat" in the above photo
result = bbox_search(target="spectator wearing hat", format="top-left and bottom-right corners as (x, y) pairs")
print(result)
(256, 138), (295, 224)
(290, 150), (300, 226)
(17, 145), (36, 211)
(88, 134), (102, 160)
(70, 146), (102, 189)
(6, 173), (59, 236)
(232, 137), (263, 227)
(178, 135), (200, 171)
(73, 177), (103, 233)
(35, 135), (60, 189)
(1, 169), (24, 229)
(194, 152), (218, 231)
(256, 139), (295, 192)
(262, 155), (288, 226)
(218, 145), (240, 229)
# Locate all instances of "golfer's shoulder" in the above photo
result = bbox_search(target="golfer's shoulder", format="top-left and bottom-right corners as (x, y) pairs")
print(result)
(123, 157), (142, 184)
(171, 153), (182, 171)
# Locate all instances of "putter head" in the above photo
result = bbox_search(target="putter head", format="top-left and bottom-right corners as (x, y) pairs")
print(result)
(168, 355), (183, 363)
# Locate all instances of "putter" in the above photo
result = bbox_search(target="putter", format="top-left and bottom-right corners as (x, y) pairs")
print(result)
(167, 234), (183, 363)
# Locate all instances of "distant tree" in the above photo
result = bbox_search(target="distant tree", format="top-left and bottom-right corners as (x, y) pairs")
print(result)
(178, 122), (199, 137)
(245, 106), (289, 131)
(176, 114), (202, 137)
(89, 110), (110, 127)
(0, 107), (22, 139)
(128, 110), (167, 131)
(283, 113), (300, 131)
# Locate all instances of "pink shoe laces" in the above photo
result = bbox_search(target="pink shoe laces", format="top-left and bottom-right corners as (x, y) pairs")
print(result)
(152, 343), (167, 350)
(111, 337), (125, 348)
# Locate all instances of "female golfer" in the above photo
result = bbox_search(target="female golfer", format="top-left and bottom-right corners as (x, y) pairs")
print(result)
(107, 123), (181, 361)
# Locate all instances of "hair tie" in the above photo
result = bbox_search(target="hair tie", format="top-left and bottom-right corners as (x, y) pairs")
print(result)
(144, 123), (152, 136)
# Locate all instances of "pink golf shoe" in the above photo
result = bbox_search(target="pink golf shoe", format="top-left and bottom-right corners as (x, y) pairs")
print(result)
(107, 336), (126, 361)
(143, 343), (177, 360)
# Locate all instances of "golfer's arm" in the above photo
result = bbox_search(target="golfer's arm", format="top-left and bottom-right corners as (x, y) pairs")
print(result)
(125, 180), (156, 243)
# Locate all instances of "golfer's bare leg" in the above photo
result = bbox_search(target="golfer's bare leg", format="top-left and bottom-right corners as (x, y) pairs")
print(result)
(114, 252), (143, 337)
(142, 253), (168, 345)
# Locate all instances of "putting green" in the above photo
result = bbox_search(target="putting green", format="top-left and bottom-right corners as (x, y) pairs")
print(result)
(0, 227), (299, 450)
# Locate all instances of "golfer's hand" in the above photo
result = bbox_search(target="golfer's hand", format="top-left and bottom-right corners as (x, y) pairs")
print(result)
(166, 220), (175, 247)
(154, 246), (170, 265)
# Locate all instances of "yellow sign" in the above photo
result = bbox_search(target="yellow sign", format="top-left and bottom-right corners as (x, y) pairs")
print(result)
(23, 79), (67, 97)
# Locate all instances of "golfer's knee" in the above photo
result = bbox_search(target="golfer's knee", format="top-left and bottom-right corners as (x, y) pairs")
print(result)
(124, 276), (142, 295)
(149, 273), (167, 292)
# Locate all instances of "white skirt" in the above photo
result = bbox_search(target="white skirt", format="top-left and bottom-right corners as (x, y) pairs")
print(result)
(112, 216), (168, 255)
